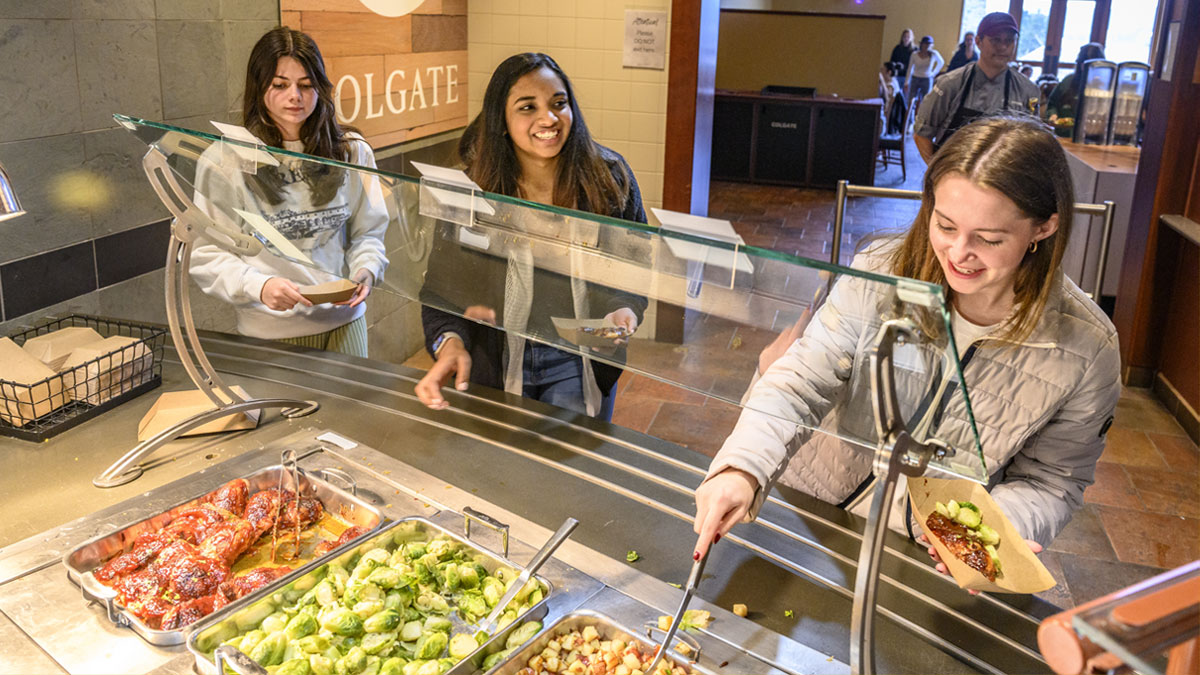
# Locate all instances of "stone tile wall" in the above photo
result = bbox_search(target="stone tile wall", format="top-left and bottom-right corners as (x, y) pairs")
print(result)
(0, 2), (434, 367)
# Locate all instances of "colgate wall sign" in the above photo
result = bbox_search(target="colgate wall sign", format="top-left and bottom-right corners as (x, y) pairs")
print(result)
(282, 0), (468, 148)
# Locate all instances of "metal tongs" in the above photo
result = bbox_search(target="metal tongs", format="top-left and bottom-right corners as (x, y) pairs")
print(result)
(270, 448), (303, 562)
(645, 541), (713, 674)
(477, 517), (579, 635)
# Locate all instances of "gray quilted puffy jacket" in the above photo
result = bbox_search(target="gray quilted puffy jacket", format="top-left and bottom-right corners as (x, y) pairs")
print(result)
(707, 244), (1121, 547)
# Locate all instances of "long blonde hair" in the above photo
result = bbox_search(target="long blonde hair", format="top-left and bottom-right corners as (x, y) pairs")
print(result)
(889, 116), (1074, 343)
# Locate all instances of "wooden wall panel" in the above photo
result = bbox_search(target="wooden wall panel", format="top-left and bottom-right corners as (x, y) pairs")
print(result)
(283, 0), (468, 148)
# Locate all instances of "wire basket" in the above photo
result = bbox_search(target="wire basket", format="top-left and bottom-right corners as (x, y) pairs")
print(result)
(1, 315), (166, 441)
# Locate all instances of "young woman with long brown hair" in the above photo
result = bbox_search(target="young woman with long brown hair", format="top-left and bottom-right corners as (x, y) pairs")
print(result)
(692, 116), (1120, 568)
(415, 53), (646, 421)
(190, 26), (388, 357)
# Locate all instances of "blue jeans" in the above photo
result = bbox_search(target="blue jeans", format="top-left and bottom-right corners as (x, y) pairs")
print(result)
(522, 342), (616, 421)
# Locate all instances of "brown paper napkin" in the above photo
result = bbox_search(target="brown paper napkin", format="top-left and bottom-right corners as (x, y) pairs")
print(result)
(908, 476), (1056, 593)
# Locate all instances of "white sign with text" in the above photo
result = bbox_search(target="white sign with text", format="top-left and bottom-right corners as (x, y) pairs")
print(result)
(623, 10), (667, 70)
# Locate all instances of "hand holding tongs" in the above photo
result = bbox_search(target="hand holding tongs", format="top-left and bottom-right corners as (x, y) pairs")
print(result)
(477, 517), (579, 635)
(645, 540), (714, 674)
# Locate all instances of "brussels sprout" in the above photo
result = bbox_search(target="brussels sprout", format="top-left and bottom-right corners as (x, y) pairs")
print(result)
(283, 641), (306, 664)
(345, 582), (385, 608)
(512, 579), (538, 604)
(250, 632), (288, 667)
(367, 567), (403, 590)
(493, 567), (517, 584)
(297, 634), (332, 654)
(414, 561), (435, 587)
(504, 621), (542, 651)
(403, 607), (423, 623)
(415, 660), (443, 675)
(353, 601), (386, 621)
(336, 646), (369, 675)
(277, 658), (313, 675)
(457, 565), (480, 590)
(379, 656), (407, 675)
(384, 588), (413, 612)
(438, 563), (460, 593)
(310, 655), (334, 675)
(414, 631), (448, 660)
(496, 610), (517, 630)
(455, 591), (487, 621)
(447, 633), (477, 660)
(321, 608), (365, 637)
(423, 616), (452, 634)
(327, 565), (351, 594)
(426, 539), (453, 561)
(480, 578), (504, 608)
(352, 550), (389, 583)
(401, 660), (425, 675)
(261, 611), (290, 634)
(312, 580), (338, 608)
(480, 649), (511, 671)
(362, 657), (382, 675)
(286, 612), (320, 640)
(400, 620), (424, 643)
(362, 631), (398, 655)
(365, 610), (403, 633)
(405, 543), (427, 559)
(976, 524), (1001, 547)
(239, 630), (268, 655)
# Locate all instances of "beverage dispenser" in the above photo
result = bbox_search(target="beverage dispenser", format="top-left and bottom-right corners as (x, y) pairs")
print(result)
(1073, 59), (1117, 145)
(1108, 62), (1150, 146)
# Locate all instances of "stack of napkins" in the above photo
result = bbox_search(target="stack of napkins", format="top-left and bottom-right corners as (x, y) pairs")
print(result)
(0, 337), (68, 426)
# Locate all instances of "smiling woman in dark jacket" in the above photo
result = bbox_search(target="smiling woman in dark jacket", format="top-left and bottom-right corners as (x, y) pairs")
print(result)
(416, 53), (647, 421)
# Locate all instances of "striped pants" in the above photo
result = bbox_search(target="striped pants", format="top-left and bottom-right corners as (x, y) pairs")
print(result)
(277, 315), (368, 358)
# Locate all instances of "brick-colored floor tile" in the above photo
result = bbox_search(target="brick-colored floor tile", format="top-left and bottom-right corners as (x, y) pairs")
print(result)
(1098, 428), (1167, 468)
(1114, 396), (1189, 436)
(1083, 461), (1143, 509)
(622, 373), (708, 405)
(1047, 504), (1118, 560)
(1124, 465), (1200, 518)
(610, 393), (661, 435)
(1095, 506), (1200, 569)
(645, 401), (740, 457)
(1147, 432), (1199, 474)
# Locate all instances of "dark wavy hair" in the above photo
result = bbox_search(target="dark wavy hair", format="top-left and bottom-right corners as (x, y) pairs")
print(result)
(889, 115), (1074, 344)
(457, 52), (629, 214)
(242, 26), (352, 205)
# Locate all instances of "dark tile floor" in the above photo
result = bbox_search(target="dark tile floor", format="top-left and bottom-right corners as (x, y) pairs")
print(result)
(610, 136), (1200, 609)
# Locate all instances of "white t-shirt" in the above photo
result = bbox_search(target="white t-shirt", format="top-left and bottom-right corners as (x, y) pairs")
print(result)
(951, 309), (999, 357)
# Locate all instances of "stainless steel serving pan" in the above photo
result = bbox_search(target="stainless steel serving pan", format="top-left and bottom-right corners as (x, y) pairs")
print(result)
(64, 464), (385, 646)
(187, 516), (554, 675)
(486, 609), (712, 675)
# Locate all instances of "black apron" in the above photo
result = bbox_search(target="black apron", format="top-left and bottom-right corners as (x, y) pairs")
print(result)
(934, 64), (1012, 151)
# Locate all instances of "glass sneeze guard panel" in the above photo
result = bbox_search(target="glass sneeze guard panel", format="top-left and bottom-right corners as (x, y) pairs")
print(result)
(115, 114), (986, 483)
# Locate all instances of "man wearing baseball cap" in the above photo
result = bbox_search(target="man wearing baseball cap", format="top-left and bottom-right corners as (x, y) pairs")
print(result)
(913, 11), (1043, 163)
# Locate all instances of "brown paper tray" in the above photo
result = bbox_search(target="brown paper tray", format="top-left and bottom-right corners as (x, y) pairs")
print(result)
(298, 279), (358, 304)
(908, 476), (1056, 594)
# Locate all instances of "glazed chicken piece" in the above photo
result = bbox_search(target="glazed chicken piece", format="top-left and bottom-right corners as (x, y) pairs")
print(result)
(147, 540), (230, 600)
(198, 517), (258, 567)
(277, 496), (324, 530)
(158, 504), (231, 545)
(159, 595), (217, 631)
(200, 478), (249, 517)
(94, 533), (173, 584)
(244, 488), (293, 537)
(925, 512), (997, 581)
(220, 566), (293, 601)
(314, 525), (370, 557)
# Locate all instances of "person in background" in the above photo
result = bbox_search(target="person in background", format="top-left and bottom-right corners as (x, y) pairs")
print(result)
(913, 12), (1043, 163)
(1019, 64), (1035, 79)
(1045, 42), (1107, 132)
(691, 116), (1120, 576)
(415, 53), (647, 421)
(190, 26), (389, 357)
(905, 36), (944, 112)
(890, 29), (917, 80)
(879, 62), (905, 136)
(947, 31), (979, 73)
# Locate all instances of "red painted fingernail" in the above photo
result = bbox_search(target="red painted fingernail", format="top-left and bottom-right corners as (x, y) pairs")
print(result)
(713, 533), (721, 543)
(693, 551), (701, 561)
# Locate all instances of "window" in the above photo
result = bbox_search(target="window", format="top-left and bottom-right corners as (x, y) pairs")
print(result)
(1106, 0), (1157, 64)
(1017, 0), (1054, 64)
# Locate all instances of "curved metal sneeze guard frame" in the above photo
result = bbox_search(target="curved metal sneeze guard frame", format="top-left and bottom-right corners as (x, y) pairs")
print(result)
(112, 114), (987, 483)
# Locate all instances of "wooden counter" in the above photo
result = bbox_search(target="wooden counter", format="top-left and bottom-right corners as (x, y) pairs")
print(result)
(1057, 139), (1141, 298)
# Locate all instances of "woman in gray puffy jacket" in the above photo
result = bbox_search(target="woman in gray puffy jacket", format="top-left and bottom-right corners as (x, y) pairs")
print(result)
(692, 116), (1121, 569)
